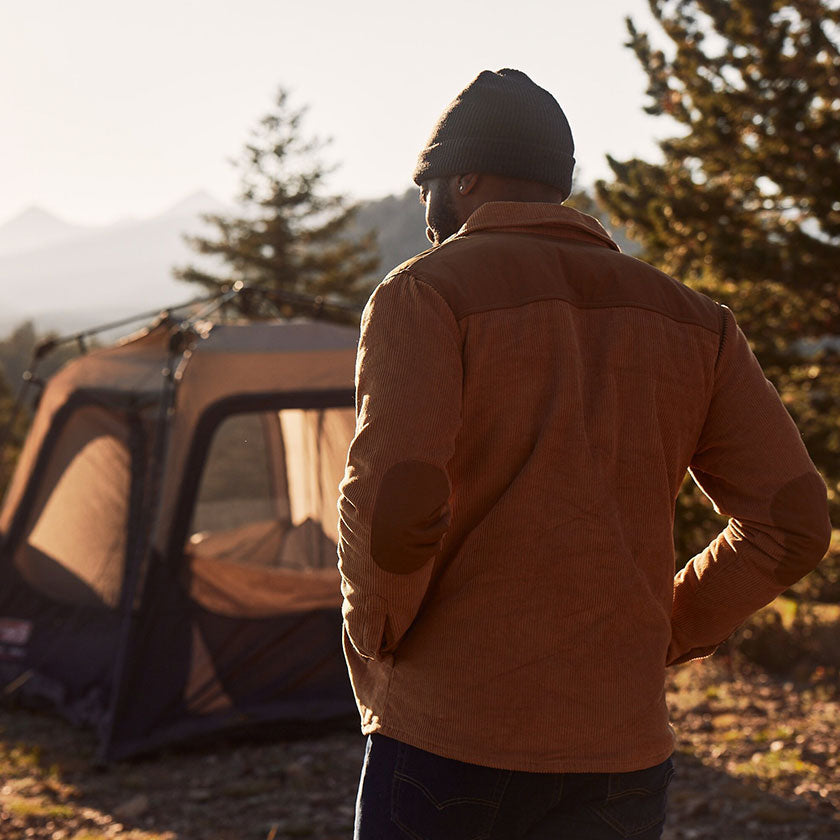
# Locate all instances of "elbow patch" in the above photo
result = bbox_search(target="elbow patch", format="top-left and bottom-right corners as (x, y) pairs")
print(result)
(371, 460), (451, 575)
(769, 472), (832, 585)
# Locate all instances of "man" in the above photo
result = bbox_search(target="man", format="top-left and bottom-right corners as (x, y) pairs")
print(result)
(337, 69), (830, 839)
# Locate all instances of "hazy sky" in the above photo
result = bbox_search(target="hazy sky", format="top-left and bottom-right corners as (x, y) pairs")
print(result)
(0, 0), (674, 226)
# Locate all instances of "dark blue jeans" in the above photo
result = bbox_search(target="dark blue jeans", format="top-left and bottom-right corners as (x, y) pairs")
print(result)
(354, 734), (674, 839)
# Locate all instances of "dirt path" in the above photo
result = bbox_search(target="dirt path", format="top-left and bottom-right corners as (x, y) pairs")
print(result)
(1, 660), (837, 839)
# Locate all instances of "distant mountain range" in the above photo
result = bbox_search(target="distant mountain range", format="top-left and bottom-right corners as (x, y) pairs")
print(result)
(0, 189), (427, 337)
(0, 187), (637, 338)
(0, 191), (235, 336)
(0, 206), (91, 256)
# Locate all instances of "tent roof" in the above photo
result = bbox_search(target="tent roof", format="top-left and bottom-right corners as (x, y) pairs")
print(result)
(39, 318), (360, 394)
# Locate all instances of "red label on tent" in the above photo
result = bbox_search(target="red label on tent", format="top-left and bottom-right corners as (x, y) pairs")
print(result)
(0, 618), (32, 660)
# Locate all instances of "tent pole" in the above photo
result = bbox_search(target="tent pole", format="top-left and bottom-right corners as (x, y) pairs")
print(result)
(29, 283), (246, 360)
(96, 328), (196, 762)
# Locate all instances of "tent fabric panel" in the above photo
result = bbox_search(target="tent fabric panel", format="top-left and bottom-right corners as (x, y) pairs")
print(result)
(187, 519), (288, 568)
(185, 516), (338, 579)
(185, 605), (350, 713)
(280, 407), (355, 545)
(200, 320), (360, 355)
(105, 558), (354, 761)
(69, 326), (171, 392)
(183, 621), (234, 715)
(184, 552), (341, 619)
(12, 405), (132, 610)
(173, 347), (357, 428)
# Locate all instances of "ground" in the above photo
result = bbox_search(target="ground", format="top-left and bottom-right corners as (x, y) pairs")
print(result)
(1, 659), (837, 840)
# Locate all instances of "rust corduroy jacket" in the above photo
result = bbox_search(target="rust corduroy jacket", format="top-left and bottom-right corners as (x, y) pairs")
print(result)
(337, 202), (831, 773)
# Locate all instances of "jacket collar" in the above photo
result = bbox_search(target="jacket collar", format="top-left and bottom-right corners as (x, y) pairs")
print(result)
(451, 202), (621, 253)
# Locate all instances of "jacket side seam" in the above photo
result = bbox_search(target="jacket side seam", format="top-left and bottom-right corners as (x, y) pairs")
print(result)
(715, 303), (729, 371)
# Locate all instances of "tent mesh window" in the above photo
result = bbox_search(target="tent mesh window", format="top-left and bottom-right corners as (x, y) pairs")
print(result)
(12, 404), (136, 610)
(183, 406), (355, 618)
(190, 412), (285, 536)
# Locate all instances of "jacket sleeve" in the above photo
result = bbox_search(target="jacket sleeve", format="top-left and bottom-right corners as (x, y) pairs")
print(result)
(668, 305), (832, 665)
(337, 271), (462, 661)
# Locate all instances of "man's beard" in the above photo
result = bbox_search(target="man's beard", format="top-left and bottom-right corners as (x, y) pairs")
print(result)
(426, 188), (461, 245)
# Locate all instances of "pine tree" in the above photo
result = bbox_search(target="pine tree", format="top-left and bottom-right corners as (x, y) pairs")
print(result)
(596, 0), (840, 556)
(175, 89), (380, 322)
(0, 368), (28, 500)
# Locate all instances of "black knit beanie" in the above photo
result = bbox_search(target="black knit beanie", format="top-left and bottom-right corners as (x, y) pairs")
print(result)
(413, 69), (575, 198)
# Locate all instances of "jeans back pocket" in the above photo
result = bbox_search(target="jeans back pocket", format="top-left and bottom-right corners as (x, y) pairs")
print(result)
(590, 757), (675, 838)
(391, 742), (509, 840)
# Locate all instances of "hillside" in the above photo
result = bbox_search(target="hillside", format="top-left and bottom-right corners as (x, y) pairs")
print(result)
(353, 187), (430, 275)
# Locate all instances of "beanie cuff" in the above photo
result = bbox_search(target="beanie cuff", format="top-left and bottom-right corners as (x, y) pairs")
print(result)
(413, 136), (575, 197)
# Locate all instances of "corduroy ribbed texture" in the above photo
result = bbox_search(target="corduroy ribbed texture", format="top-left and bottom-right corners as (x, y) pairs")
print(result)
(413, 69), (575, 197)
(337, 202), (831, 773)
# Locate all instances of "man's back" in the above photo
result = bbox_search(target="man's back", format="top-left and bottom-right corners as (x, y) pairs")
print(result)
(337, 201), (829, 772)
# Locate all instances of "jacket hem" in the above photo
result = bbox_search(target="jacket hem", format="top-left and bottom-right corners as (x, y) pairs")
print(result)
(361, 720), (676, 774)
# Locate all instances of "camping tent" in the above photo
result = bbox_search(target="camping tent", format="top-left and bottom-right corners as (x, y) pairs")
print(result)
(0, 316), (359, 760)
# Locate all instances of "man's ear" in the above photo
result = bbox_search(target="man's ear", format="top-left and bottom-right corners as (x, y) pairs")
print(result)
(455, 173), (480, 196)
